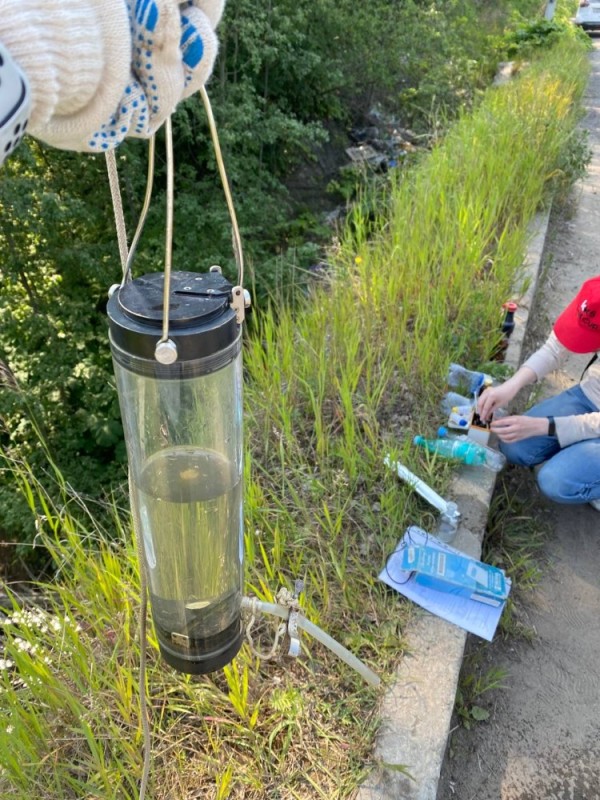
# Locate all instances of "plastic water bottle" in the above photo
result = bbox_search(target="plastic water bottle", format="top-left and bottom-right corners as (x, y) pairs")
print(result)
(414, 435), (506, 472)
(448, 406), (472, 428)
(440, 391), (474, 415)
(415, 434), (486, 465)
(447, 363), (492, 396)
(502, 302), (517, 338)
(492, 301), (519, 361)
(436, 431), (507, 472)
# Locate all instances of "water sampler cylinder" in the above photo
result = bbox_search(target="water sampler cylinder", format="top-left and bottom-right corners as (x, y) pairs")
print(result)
(107, 268), (244, 675)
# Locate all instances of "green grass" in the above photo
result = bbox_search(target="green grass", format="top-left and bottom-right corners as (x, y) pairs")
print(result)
(0, 34), (591, 800)
(455, 658), (508, 729)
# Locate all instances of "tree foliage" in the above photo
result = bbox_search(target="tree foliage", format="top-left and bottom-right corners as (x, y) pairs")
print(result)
(0, 0), (545, 545)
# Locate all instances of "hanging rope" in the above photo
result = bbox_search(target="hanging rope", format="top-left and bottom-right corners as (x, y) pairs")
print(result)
(105, 139), (156, 284)
(105, 149), (129, 273)
(129, 474), (152, 800)
(105, 144), (157, 800)
(107, 89), (243, 293)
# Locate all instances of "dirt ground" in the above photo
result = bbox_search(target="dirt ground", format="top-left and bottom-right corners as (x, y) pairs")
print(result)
(436, 39), (600, 800)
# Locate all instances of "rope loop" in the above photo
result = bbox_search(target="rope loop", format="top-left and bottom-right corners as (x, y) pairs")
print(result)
(244, 605), (287, 661)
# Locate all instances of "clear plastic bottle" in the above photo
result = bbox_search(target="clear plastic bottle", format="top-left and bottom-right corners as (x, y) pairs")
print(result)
(447, 363), (492, 396)
(414, 434), (506, 472)
(440, 391), (474, 415)
(448, 407), (471, 428)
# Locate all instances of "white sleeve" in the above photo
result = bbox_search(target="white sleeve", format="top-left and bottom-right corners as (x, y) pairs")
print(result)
(555, 413), (600, 448)
(192, 0), (225, 28)
(521, 331), (568, 381)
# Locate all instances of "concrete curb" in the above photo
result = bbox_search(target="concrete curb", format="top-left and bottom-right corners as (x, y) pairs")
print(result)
(357, 208), (552, 800)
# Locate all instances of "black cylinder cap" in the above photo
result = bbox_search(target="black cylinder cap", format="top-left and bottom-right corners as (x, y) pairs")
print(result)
(107, 271), (239, 363)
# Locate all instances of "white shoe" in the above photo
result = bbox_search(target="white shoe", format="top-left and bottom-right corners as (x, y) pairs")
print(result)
(589, 498), (600, 511)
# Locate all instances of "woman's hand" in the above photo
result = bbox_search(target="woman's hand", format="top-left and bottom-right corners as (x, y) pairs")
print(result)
(490, 415), (549, 443)
(477, 384), (514, 422)
(477, 366), (538, 423)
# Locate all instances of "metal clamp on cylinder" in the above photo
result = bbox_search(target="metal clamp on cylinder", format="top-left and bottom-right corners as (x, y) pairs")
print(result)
(230, 285), (251, 325)
(287, 609), (301, 657)
(240, 586), (380, 687)
(283, 579), (304, 657)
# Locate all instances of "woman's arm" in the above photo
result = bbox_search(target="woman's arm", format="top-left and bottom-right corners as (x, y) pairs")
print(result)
(477, 365), (538, 422)
(477, 331), (567, 422)
(554, 413), (600, 448)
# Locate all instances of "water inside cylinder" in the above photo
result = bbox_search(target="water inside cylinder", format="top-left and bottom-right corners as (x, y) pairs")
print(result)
(133, 445), (243, 650)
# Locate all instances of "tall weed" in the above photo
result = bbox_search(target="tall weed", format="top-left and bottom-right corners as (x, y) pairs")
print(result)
(0, 36), (591, 799)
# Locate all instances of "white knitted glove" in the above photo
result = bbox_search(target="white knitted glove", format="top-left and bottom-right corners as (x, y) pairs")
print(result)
(87, 0), (225, 151)
(0, 0), (224, 153)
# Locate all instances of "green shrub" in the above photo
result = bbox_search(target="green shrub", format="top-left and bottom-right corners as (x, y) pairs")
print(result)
(0, 34), (590, 800)
(0, 0), (585, 552)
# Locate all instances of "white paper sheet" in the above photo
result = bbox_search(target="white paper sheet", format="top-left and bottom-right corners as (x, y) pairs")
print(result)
(379, 526), (511, 641)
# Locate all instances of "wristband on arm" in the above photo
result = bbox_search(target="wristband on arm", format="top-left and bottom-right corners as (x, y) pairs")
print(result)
(547, 416), (556, 437)
(0, 41), (31, 166)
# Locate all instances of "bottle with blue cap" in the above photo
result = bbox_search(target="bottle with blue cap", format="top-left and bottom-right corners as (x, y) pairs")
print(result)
(447, 363), (493, 397)
(414, 432), (506, 472)
(440, 391), (474, 415)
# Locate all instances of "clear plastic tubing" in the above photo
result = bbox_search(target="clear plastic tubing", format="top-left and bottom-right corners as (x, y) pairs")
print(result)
(241, 598), (381, 687)
(385, 456), (448, 515)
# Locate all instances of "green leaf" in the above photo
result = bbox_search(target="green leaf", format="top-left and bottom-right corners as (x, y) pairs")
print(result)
(470, 705), (490, 722)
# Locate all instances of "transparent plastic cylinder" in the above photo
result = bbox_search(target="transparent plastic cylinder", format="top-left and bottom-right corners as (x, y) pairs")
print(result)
(108, 270), (244, 674)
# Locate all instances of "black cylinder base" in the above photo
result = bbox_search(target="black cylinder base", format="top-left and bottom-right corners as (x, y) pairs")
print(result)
(156, 619), (244, 675)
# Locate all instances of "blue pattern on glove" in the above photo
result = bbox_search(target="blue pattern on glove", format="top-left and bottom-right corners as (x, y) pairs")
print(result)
(88, 0), (210, 151)
(135, 0), (159, 33)
(180, 15), (204, 69)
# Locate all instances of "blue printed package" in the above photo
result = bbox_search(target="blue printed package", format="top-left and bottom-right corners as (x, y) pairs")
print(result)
(398, 544), (509, 606)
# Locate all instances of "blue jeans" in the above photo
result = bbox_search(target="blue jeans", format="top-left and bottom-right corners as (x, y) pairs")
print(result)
(499, 385), (600, 505)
